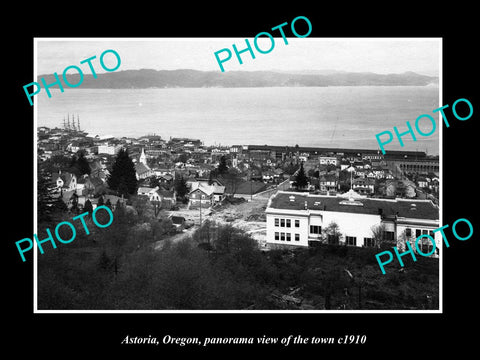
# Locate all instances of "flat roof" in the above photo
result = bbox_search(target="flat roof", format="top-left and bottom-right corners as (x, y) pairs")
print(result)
(247, 145), (426, 158)
(267, 191), (438, 220)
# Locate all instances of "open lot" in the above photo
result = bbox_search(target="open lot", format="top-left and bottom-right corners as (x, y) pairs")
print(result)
(156, 197), (269, 248)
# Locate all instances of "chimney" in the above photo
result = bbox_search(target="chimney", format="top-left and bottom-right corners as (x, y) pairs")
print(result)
(378, 208), (383, 216)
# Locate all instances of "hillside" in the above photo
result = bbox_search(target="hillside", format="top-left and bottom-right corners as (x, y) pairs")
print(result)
(38, 69), (438, 89)
(37, 205), (439, 310)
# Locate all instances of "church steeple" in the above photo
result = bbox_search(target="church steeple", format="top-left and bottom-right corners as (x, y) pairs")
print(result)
(139, 147), (147, 165)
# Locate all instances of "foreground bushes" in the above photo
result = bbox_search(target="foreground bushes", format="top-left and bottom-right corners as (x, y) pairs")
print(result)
(38, 219), (439, 310)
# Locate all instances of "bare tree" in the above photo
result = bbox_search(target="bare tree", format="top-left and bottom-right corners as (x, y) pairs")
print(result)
(324, 221), (342, 245)
(371, 224), (396, 250)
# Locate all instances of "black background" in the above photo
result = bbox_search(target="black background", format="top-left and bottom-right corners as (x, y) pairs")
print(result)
(6, 4), (477, 356)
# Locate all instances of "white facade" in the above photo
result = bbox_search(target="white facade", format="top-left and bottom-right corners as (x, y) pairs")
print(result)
(321, 211), (381, 247)
(97, 144), (121, 155)
(396, 216), (442, 256)
(266, 209), (310, 247)
(265, 191), (440, 257)
(319, 156), (338, 166)
(265, 208), (381, 247)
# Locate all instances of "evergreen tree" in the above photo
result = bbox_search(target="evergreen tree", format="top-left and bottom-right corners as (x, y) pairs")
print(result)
(224, 167), (242, 196)
(293, 162), (309, 189)
(69, 154), (78, 169)
(208, 170), (214, 185)
(118, 178), (129, 198)
(70, 193), (79, 214)
(37, 166), (58, 221)
(217, 155), (228, 175)
(76, 151), (91, 176)
(107, 148), (138, 197)
(174, 176), (189, 199)
(84, 199), (93, 215)
(105, 198), (112, 209)
(69, 151), (90, 177)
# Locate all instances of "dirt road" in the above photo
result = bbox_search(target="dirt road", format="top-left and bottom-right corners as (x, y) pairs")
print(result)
(154, 197), (269, 250)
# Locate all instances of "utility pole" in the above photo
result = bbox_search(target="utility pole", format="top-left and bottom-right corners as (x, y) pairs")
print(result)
(250, 170), (253, 201)
(199, 192), (202, 226)
(350, 167), (353, 190)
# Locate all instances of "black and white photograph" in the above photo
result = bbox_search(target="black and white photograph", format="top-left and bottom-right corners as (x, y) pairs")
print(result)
(33, 37), (441, 312)
(6, 6), (478, 357)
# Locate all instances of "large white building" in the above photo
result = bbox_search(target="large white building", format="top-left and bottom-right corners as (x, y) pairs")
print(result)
(319, 155), (338, 166)
(97, 144), (122, 155)
(265, 190), (440, 257)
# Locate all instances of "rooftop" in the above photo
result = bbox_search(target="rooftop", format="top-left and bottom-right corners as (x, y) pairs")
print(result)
(135, 162), (151, 175)
(138, 186), (154, 193)
(170, 215), (186, 224)
(224, 180), (268, 195)
(247, 144), (426, 158)
(267, 191), (438, 220)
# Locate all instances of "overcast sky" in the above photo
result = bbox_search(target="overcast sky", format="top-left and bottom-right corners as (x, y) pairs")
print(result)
(36, 38), (441, 76)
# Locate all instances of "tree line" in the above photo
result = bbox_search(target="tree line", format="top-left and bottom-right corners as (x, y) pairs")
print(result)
(37, 209), (439, 310)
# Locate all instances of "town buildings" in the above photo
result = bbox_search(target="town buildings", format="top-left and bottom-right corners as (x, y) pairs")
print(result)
(187, 178), (226, 208)
(37, 122), (440, 252)
(265, 190), (440, 257)
(137, 186), (176, 208)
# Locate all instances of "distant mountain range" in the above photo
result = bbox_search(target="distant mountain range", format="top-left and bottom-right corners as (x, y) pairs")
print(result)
(38, 69), (438, 89)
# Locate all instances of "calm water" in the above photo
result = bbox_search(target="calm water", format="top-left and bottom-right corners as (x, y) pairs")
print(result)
(37, 86), (440, 155)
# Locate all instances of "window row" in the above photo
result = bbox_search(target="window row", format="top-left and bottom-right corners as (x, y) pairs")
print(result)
(416, 238), (435, 254)
(382, 231), (395, 241)
(310, 225), (321, 234)
(345, 236), (376, 247)
(274, 232), (300, 242)
(405, 228), (434, 238)
(274, 218), (300, 228)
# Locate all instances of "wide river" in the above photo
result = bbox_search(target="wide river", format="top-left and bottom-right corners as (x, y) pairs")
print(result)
(37, 86), (440, 155)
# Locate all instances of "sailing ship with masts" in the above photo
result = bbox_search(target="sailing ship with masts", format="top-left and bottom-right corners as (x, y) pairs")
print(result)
(62, 113), (88, 136)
